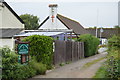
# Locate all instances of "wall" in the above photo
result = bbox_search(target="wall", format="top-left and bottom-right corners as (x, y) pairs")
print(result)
(0, 38), (15, 50)
(39, 18), (68, 30)
(118, 1), (120, 26)
(0, 2), (24, 29)
(0, 3), (2, 28)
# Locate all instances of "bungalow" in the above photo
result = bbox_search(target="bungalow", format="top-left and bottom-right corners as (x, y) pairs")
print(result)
(38, 4), (88, 38)
(0, 0), (24, 50)
(15, 4), (88, 41)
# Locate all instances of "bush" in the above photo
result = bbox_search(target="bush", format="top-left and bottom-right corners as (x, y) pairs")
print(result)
(22, 35), (53, 69)
(1, 47), (36, 80)
(108, 35), (120, 49)
(30, 58), (47, 75)
(77, 34), (100, 57)
(106, 35), (120, 78)
(94, 35), (120, 78)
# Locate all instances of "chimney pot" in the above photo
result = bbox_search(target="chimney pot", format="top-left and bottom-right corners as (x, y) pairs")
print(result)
(49, 4), (58, 7)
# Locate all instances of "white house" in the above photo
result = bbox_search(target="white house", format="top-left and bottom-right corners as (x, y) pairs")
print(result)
(0, 0), (24, 50)
(118, 1), (120, 26)
(38, 4), (88, 37)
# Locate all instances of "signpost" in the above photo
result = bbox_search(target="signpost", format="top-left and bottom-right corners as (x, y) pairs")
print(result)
(17, 42), (29, 64)
(18, 44), (29, 55)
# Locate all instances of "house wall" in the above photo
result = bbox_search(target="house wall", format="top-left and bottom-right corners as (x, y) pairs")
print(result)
(118, 1), (120, 26)
(0, 3), (24, 29)
(0, 3), (2, 28)
(0, 38), (15, 50)
(39, 18), (68, 30)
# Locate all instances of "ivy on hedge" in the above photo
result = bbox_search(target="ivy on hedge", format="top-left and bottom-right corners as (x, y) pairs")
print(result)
(77, 34), (100, 57)
(22, 35), (53, 69)
(106, 35), (120, 78)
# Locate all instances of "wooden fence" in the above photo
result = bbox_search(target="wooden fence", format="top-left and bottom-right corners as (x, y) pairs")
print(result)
(53, 40), (84, 65)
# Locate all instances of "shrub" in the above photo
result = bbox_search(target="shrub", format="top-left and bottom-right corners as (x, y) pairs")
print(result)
(22, 35), (53, 69)
(77, 34), (100, 57)
(106, 35), (120, 78)
(1, 47), (36, 80)
(94, 35), (120, 78)
(30, 58), (47, 75)
(108, 35), (120, 49)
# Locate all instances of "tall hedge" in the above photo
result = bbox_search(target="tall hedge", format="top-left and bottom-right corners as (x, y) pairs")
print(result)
(77, 34), (100, 57)
(108, 35), (120, 49)
(107, 35), (120, 78)
(22, 35), (53, 69)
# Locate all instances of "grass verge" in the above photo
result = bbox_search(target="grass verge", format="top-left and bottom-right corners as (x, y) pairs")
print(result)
(82, 57), (105, 69)
(93, 63), (107, 78)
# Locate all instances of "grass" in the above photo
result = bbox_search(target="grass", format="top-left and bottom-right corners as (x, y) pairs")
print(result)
(93, 63), (107, 78)
(82, 57), (105, 69)
(59, 63), (65, 66)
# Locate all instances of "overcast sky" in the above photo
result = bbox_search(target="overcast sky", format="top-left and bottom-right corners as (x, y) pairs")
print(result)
(5, 0), (119, 28)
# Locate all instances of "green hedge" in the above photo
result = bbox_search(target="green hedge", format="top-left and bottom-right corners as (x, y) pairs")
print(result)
(22, 35), (53, 69)
(1, 47), (46, 80)
(106, 35), (120, 78)
(94, 35), (120, 78)
(108, 35), (120, 49)
(77, 34), (100, 57)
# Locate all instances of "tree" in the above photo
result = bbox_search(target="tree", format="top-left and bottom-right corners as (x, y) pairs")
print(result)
(114, 25), (120, 28)
(20, 14), (40, 30)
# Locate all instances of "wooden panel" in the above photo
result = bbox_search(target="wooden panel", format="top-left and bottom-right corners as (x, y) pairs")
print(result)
(54, 40), (84, 65)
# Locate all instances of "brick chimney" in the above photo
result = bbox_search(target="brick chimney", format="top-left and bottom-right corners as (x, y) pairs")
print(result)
(49, 4), (58, 23)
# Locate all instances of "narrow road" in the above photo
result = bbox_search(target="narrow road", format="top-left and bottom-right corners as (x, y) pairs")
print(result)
(31, 48), (107, 78)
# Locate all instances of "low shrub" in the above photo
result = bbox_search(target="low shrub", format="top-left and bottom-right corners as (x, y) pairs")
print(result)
(77, 34), (100, 57)
(1, 47), (36, 80)
(30, 58), (47, 75)
(1, 47), (47, 80)
(22, 35), (53, 69)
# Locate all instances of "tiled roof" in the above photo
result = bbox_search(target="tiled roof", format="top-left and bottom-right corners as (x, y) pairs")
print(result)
(86, 28), (120, 38)
(39, 14), (88, 35)
(0, 29), (22, 38)
(57, 14), (88, 35)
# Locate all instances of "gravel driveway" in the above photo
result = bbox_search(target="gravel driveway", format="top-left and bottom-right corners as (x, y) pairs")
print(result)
(30, 48), (108, 78)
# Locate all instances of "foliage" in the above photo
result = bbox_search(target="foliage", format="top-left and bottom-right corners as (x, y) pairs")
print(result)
(106, 35), (120, 78)
(77, 34), (100, 57)
(20, 14), (40, 30)
(1, 47), (48, 80)
(22, 35), (53, 69)
(93, 63), (108, 78)
(94, 35), (120, 78)
(108, 35), (120, 49)
(114, 25), (120, 28)
(59, 63), (65, 66)
(30, 57), (47, 75)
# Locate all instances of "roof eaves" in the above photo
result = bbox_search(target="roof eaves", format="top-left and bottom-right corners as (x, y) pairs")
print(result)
(3, 2), (24, 24)
(39, 16), (49, 28)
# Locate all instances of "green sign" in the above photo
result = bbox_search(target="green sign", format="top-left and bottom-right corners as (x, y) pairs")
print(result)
(18, 44), (29, 54)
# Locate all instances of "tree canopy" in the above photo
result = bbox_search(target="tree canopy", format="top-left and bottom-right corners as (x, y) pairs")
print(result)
(114, 25), (120, 28)
(20, 14), (40, 30)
